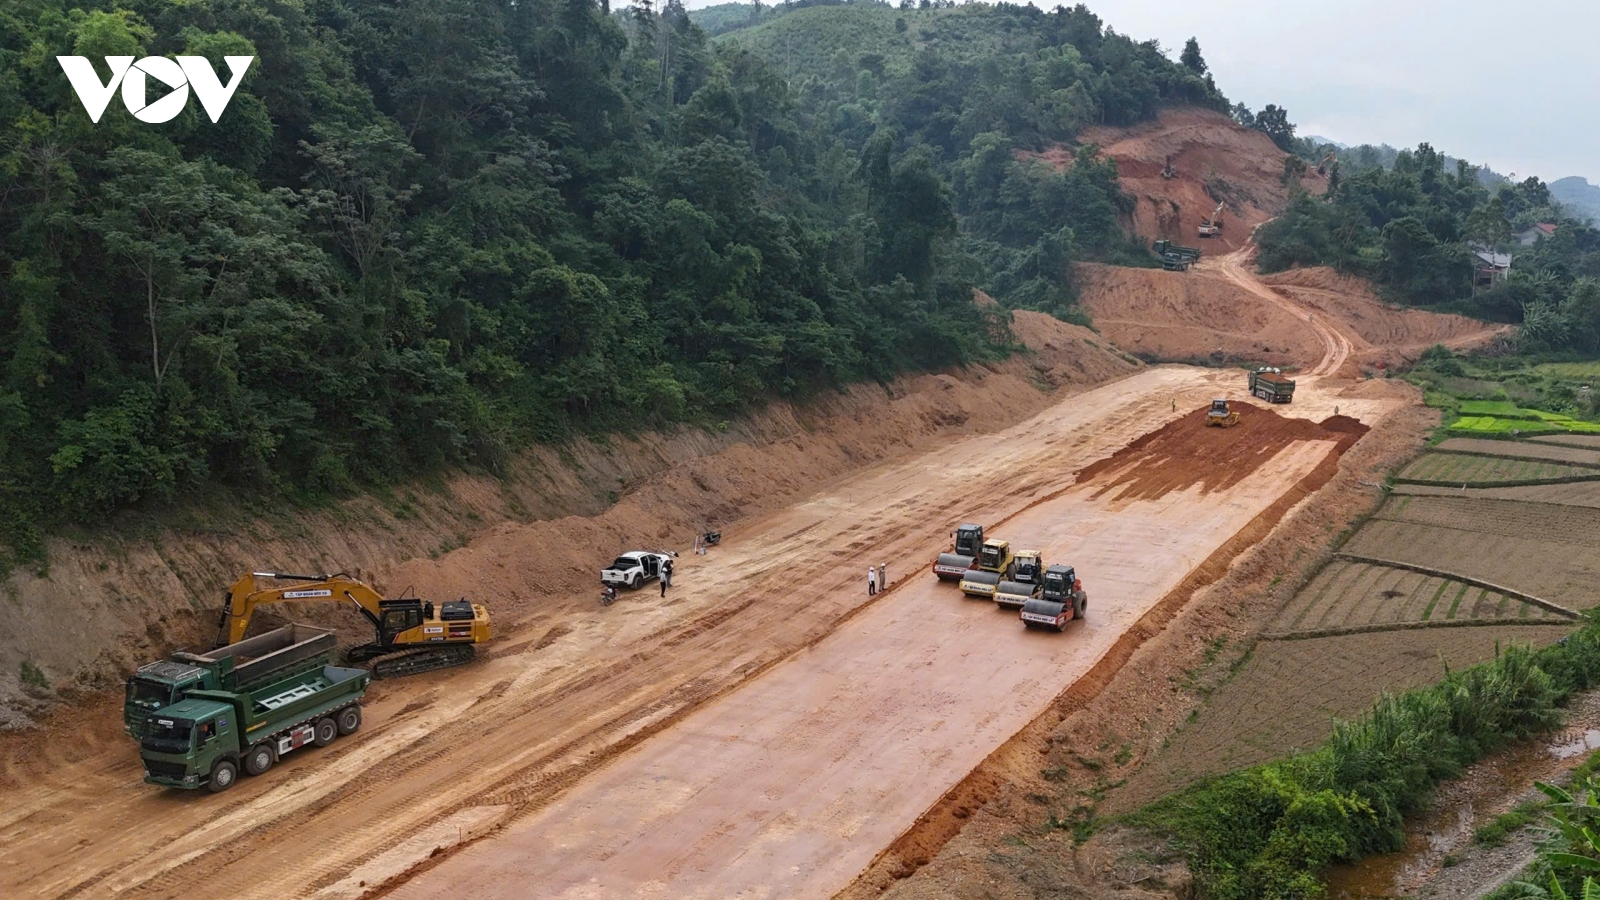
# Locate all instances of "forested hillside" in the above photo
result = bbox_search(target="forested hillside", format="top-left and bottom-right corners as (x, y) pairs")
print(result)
(0, 0), (1220, 564)
(718, 2), (1228, 302)
(1257, 144), (1600, 354)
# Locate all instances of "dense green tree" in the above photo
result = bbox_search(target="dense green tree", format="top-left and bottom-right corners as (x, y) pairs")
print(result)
(1180, 37), (1206, 75)
(1254, 103), (1295, 151)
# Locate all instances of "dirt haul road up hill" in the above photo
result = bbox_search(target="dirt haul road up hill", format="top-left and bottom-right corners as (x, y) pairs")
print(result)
(1054, 107), (1505, 375)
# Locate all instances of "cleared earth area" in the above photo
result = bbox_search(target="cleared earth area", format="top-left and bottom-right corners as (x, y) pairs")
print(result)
(0, 368), (1393, 900)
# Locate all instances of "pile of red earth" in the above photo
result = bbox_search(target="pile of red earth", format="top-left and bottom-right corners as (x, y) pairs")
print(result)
(1078, 405), (1369, 504)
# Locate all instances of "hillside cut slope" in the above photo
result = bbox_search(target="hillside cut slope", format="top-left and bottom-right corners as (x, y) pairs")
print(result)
(1023, 108), (1327, 252)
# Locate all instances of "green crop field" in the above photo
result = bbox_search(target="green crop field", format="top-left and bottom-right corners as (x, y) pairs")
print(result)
(1449, 414), (1600, 435)
(1534, 361), (1600, 379)
(1397, 452), (1594, 484)
(1457, 400), (1528, 417)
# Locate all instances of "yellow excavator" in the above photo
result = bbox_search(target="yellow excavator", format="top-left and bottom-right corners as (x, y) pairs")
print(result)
(215, 571), (493, 679)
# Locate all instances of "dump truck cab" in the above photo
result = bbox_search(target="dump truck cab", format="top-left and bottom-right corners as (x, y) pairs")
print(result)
(125, 661), (207, 737)
(932, 523), (986, 581)
(1248, 368), (1296, 404)
(1012, 550), (1044, 585)
(977, 539), (1014, 576)
(139, 697), (238, 791)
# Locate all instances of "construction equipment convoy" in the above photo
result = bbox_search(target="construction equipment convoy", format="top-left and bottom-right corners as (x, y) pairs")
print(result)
(124, 624), (335, 738)
(1205, 398), (1241, 428)
(932, 523), (986, 581)
(139, 663), (370, 792)
(1198, 202), (1225, 238)
(216, 571), (492, 679)
(1249, 367), (1296, 403)
(1020, 564), (1088, 632)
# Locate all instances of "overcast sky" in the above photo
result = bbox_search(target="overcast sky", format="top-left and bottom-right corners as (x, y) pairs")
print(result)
(692, 0), (1600, 184)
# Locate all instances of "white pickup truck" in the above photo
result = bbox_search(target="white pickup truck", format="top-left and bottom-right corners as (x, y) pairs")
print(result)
(601, 551), (673, 589)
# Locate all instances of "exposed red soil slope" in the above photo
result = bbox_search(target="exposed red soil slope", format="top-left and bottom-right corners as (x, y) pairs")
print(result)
(1074, 261), (1321, 367)
(1020, 107), (1327, 252)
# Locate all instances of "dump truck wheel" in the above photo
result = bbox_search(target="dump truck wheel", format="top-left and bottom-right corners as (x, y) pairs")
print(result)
(244, 744), (274, 776)
(313, 717), (338, 747)
(208, 759), (238, 793)
(337, 705), (362, 736)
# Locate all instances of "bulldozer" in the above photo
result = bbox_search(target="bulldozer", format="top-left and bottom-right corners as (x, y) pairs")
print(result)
(215, 571), (493, 679)
(1205, 398), (1240, 428)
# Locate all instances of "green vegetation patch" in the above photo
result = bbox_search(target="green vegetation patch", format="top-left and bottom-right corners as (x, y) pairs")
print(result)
(1130, 626), (1600, 900)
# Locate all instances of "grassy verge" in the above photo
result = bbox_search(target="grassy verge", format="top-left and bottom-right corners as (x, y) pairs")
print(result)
(1127, 622), (1600, 900)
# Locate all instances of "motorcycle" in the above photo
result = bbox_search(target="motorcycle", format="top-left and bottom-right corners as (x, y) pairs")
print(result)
(600, 585), (618, 607)
(702, 531), (721, 547)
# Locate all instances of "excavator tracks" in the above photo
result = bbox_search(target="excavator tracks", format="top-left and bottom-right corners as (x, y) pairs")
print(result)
(357, 643), (477, 679)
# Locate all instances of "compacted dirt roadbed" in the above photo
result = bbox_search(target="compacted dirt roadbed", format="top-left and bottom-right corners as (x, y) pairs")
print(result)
(0, 368), (1398, 900)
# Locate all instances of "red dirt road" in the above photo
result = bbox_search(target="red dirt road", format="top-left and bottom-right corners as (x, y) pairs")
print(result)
(389, 406), (1378, 900)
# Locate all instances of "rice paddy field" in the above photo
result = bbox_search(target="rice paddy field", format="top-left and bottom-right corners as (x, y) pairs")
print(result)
(1117, 433), (1594, 806)
(1395, 451), (1596, 485)
(1266, 559), (1564, 636)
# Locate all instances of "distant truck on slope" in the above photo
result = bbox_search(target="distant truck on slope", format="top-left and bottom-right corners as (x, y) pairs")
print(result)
(1248, 367), (1296, 404)
(124, 624), (336, 739)
(139, 664), (369, 793)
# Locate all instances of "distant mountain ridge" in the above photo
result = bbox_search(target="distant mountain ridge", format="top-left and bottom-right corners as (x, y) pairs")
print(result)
(1551, 176), (1600, 224)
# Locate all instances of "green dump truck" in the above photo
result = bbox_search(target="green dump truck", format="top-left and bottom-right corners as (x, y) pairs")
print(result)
(1152, 240), (1202, 262)
(1248, 367), (1296, 404)
(139, 663), (369, 792)
(124, 624), (336, 738)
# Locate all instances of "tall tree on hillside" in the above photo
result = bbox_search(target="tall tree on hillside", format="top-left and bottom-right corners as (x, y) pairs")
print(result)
(1180, 37), (1207, 75)
(1254, 104), (1296, 152)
